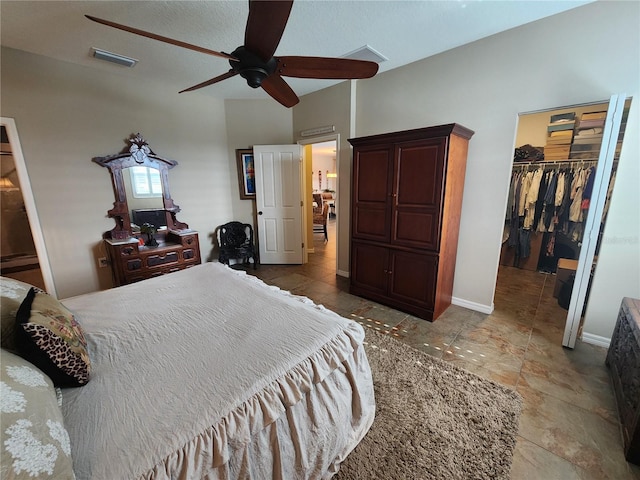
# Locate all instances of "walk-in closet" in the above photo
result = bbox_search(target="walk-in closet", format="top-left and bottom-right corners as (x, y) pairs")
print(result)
(499, 98), (631, 342)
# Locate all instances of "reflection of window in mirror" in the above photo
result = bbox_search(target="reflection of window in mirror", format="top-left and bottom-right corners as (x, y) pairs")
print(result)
(131, 166), (162, 198)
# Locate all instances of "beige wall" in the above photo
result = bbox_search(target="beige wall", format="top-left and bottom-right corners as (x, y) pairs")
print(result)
(1, 47), (232, 298)
(293, 81), (353, 275)
(223, 99), (293, 234)
(223, 99), (293, 264)
(352, 1), (639, 340)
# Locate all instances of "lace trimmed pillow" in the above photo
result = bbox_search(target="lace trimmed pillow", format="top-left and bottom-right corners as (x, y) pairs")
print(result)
(16, 288), (91, 387)
(0, 349), (76, 479)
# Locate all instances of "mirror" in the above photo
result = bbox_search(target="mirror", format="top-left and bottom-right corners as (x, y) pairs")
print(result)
(122, 166), (167, 228)
(93, 133), (189, 240)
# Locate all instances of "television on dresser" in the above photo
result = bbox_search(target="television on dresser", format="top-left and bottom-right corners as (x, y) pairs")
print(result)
(131, 208), (167, 228)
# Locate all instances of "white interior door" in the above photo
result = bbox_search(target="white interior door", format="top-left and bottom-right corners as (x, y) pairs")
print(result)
(562, 94), (626, 348)
(253, 144), (303, 264)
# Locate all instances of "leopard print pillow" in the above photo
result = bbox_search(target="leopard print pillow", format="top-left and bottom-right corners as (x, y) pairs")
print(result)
(16, 288), (91, 387)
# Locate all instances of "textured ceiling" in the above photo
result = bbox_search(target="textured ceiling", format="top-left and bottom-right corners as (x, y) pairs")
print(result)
(1, 1), (592, 103)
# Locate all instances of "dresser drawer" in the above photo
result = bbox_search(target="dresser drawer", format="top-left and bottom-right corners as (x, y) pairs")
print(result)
(126, 258), (143, 271)
(105, 232), (201, 287)
(181, 235), (197, 248)
(183, 248), (197, 262)
(115, 244), (139, 257)
(146, 251), (179, 268)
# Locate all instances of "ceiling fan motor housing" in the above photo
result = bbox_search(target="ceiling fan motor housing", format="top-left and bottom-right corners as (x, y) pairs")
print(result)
(230, 46), (277, 88)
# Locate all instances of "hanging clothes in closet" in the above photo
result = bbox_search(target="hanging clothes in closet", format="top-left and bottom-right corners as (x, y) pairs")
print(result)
(504, 161), (596, 271)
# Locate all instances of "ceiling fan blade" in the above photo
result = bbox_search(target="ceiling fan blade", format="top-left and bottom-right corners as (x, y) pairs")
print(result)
(85, 15), (236, 61)
(244, 0), (293, 62)
(178, 70), (238, 93)
(276, 56), (379, 79)
(261, 75), (299, 108)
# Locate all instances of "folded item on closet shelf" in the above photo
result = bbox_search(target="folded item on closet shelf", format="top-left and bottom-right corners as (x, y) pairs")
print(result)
(577, 119), (605, 129)
(573, 136), (603, 145)
(549, 112), (576, 124)
(514, 144), (544, 162)
(575, 127), (603, 136)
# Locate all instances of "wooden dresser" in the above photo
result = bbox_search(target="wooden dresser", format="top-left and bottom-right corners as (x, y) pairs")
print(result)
(606, 297), (640, 465)
(348, 124), (474, 321)
(105, 230), (201, 286)
(93, 134), (201, 288)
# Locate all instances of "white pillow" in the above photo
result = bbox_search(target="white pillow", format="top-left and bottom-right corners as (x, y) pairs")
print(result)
(0, 349), (76, 479)
(0, 277), (34, 353)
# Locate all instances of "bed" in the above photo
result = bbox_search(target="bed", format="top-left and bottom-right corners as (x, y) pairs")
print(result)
(0, 262), (375, 479)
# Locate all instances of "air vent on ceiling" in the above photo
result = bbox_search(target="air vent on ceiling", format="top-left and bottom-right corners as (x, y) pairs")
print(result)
(91, 47), (138, 67)
(341, 45), (388, 64)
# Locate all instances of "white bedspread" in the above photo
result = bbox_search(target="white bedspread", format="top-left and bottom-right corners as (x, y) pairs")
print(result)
(60, 263), (374, 480)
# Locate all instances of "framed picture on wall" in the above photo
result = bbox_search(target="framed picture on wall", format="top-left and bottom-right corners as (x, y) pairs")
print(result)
(235, 148), (255, 200)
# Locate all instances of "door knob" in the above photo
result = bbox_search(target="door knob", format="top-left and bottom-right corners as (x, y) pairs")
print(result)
(258, 211), (263, 215)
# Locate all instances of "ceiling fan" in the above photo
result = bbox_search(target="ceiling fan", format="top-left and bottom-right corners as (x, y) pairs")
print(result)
(86, 0), (379, 107)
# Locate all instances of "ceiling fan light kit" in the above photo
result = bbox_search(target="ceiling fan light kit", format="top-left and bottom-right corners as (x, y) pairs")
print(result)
(229, 46), (277, 88)
(86, 0), (379, 107)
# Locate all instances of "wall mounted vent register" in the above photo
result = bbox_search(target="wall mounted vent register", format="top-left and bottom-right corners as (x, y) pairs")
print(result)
(94, 134), (200, 286)
(348, 124), (474, 321)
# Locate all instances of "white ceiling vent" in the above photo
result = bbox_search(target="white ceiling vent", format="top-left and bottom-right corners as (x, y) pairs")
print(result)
(341, 45), (388, 64)
(91, 48), (138, 67)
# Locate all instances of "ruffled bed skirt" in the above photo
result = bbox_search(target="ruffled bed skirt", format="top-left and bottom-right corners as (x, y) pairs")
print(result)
(61, 263), (375, 480)
(142, 333), (375, 479)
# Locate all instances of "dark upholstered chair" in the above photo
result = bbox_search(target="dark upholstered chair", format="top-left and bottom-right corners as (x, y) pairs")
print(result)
(217, 221), (258, 269)
(312, 194), (328, 242)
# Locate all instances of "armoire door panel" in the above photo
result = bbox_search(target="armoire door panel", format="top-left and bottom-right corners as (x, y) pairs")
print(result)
(350, 242), (388, 295)
(395, 140), (445, 208)
(352, 147), (393, 242)
(388, 250), (437, 308)
(393, 210), (439, 250)
(354, 149), (392, 203)
(353, 206), (388, 240)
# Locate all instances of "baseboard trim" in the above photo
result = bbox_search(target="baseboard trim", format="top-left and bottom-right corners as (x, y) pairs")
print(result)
(581, 332), (611, 348)
(451, 296), (494, 315)
(337, 269), (349, 278)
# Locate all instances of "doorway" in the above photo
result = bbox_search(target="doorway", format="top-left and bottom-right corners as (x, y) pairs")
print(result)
(0, 119), (56, 296)
(498, 97), (631, 347)
(299, 136), (338, 273)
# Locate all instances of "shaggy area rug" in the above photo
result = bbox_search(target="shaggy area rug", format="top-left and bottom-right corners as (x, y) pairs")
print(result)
(335, 330), (522, 480)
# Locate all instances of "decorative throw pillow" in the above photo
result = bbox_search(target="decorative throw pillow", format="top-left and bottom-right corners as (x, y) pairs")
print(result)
(0, 277), (34, 353)
(16, 288), (91, 387)
(0, 349), (76, 479)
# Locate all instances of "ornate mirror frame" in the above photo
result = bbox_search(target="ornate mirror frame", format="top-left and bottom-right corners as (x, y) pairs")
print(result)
(93, 133), (188, 240)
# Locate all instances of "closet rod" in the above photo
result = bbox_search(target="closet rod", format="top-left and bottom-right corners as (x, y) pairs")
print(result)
(513, 159), (598, 169)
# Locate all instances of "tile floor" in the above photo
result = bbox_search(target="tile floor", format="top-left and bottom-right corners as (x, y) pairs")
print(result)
(239, 219), (639, 479)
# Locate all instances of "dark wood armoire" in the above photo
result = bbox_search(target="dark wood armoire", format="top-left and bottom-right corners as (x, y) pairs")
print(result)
(348, 123), (474, 321)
